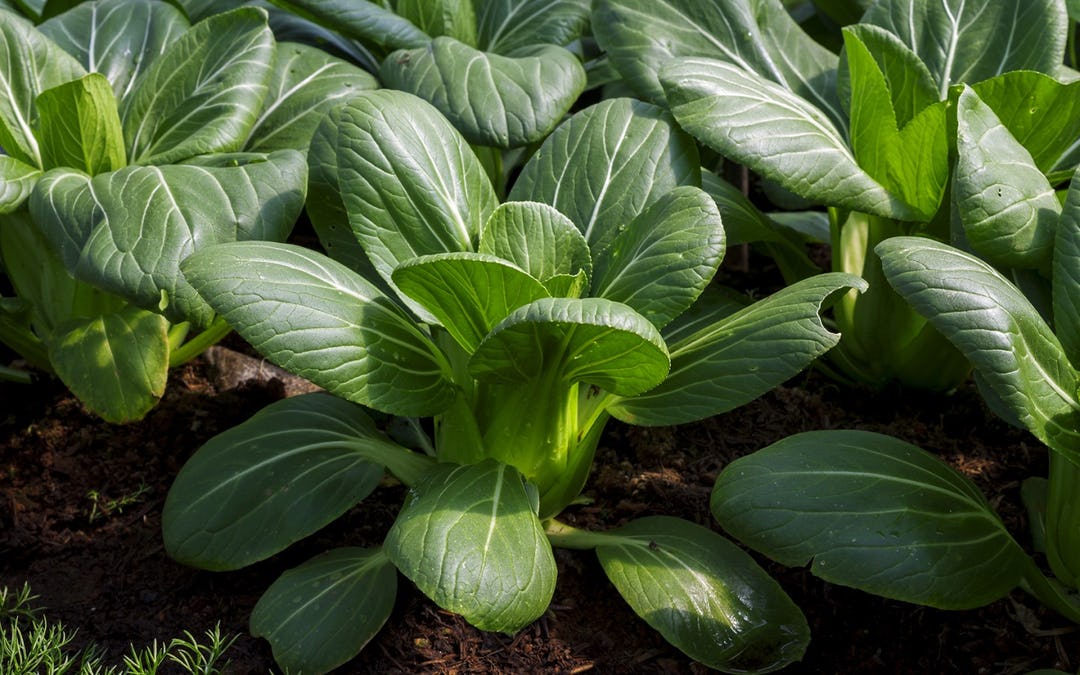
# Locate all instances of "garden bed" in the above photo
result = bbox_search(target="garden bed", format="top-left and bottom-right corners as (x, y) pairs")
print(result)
(2, 339), (1077, 673)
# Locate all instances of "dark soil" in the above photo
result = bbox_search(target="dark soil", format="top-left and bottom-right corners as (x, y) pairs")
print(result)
(2, 264), (1078, 673)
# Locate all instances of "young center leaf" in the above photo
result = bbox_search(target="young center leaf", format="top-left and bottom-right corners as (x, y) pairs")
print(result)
(162, 394), (398, 570)
(476, 201), (592, 287)
(384, 460), (557, 633)
(712, 430), (1029, 608)
(596, 516), (809, 673)
(34, 73), (126, 174)
(877, 237), (1080, 462)
(181, 241), (457, 416)
(380, 37), (586, 148)
(250, 547), (397, 675)
(392, 252), (551, 353)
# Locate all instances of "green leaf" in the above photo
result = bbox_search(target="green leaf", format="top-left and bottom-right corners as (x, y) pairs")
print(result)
(0, 156), (41, 213)
(969, 71), (1080, 180)
(393, 252), (550, 353)
(266, 0), (429, 52)
(660, 58), (920, 221)
(470, 297), (669, 397)
(477, 201), (592, 285)
(592, 186), (725, 330)
(48, 304), (169, 424)
(384, 460), (557, 633)
(38, 0), (188, 107)
(877, 237), (1080, 462)
(954, 86), (1059, 270)
(35, 73), (126, 174)
(121, 7), (274, 164)
(163, 393), (389, 569)
(250, 547), (397, 675)
(304, 103), (373, 273)
(1055, 172), (1080, 369)
(476, 0), (589, 54)
(0, 10), (86, 166)
(843, 28), (948, 220)
(380, 38), (586, 149)
(395, 0), (476, 46)
(596, 516), (809, 673)
(712, 430), (1028, 608)
(609, 273), (866, 426)
(244, 41), (378, 153)
(509, 97), (700, 256)
(180, 241), (457, 416)
(332, 90), (498, 300)
(592, 0), (843, 129)
(864, 0), (1067, 98)
(30, 150), (307, 328)
(838, 24), (938, 129)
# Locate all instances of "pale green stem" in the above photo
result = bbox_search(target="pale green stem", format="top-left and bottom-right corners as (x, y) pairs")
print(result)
(169, 316), (233, 367)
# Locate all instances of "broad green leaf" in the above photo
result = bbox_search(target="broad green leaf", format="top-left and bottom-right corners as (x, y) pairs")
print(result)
(969, 71), (1080, 179)
(712, 430), (1028, 608)
(476, 0), (589, 54)
(954, 86), (1059, 270)
(31, 150), (306, 328)
(162, 393), (389, 569)
(49, 304), (169, 424)
(509, 97), (700, 255)
(477, 201), (591, 284)
(332, 90), (498, 296)
(877, 237), (1080, 461)
(838, 24), (938, 128)
(304, 103), (373, 274)
(180, 241), (457, 416)
(864, 0), (1066, 99)
(266, 0), (429, 52)
(380, 38), (586, 149)
(121, 7), (274, 165)
(592, 0), (844, 130)
(470, 297), (670, 396)
(0, 10), (86, 166)
(844, 28), (947, 220)
(245, 41), (378, 153)
(396, 0), (476, 46)
(609, 272), (866, 426)
(596, 516), (809, 673)
(38, 0), (188, 106)
(0, 156), (40, 213)
(393, 252), (550, 353)
(250, 547), (397, 675)
(35, 73), (126, 174)
(660, 58), (920, 221)
(1055, 172), (1080, 368)
(591, 186), (725, 330)
(384, 460), (557, 633)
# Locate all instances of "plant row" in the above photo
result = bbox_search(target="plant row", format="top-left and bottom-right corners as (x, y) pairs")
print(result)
(1, 0), (1079, 673)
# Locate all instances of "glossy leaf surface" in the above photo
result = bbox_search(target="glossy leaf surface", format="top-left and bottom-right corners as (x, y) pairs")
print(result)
(385, 461), (556, 633)
(35, 73), (126, 174)
(477, 201), (591, 286)
(163, 393), (388, 570)
(712, 430), (1028, 608)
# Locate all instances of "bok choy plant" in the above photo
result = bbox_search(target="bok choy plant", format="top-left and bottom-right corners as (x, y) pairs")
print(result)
(593, 0), (1075, 391)
(0, 0), (375, 421)
(709, 89), (1080, 628)
(162, 89), (866, 674)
